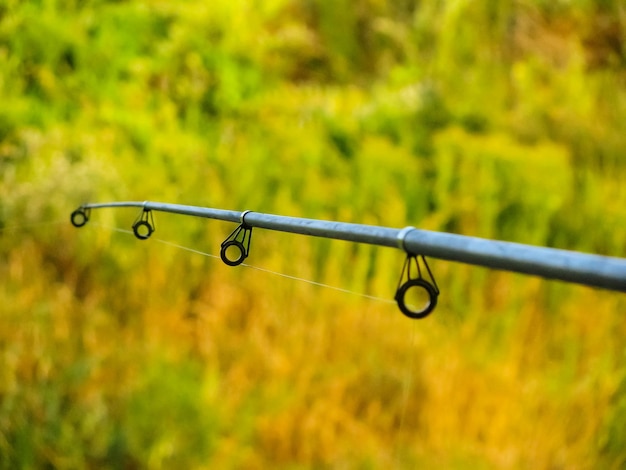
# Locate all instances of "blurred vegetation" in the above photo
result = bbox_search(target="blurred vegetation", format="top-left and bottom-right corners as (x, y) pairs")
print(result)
(1, 0), (626, 468)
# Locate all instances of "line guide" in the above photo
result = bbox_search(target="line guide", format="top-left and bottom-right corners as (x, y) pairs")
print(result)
(71, 201), (626, 318)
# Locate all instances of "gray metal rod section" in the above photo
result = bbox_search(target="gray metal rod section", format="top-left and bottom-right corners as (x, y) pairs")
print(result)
(79, 201), (626, 292)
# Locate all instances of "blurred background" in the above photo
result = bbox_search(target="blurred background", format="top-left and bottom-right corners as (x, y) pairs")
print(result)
(1, 0), (626, 468)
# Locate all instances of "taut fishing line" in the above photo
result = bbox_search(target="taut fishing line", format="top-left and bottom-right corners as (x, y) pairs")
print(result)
(72, 202), (448, 318)
(91, 222), (396, 305)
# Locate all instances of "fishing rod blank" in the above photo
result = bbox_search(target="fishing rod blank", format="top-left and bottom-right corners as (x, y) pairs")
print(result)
(71, 201), (626, 318)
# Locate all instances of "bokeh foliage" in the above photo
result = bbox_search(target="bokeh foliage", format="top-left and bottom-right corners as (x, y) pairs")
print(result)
(1, 0), (626, 468)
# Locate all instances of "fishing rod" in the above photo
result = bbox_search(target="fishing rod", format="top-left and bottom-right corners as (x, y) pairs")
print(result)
(70, 201), (626, 319)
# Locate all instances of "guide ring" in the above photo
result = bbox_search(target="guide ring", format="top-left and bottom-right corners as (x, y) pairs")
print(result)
(70, 208), (90, 227)
(132, 220), (154, 240)
(220, 240), (247, 266)
(395, 253), (440, 319)
(132, 208), (155, 240)
(395, 278), (438, 319)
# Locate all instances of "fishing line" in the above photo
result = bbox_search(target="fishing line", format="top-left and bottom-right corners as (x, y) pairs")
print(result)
(240, 263), (395, 304)
(73, 202), (447, 318)
(91, 223), (395, 305)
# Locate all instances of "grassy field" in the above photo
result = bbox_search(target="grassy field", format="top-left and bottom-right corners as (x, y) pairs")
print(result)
(1, 0), (626, 468)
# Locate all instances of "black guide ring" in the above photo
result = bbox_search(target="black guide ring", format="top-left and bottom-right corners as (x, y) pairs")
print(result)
(220, 240), (246, 266)
(395, 278), (438, 319)
(132, 220), (153, 240)
(220, 221), (252, 267)
(70, 208), (90, 228)
(132, 208), (155, 240)
(395, 254), (440, 319)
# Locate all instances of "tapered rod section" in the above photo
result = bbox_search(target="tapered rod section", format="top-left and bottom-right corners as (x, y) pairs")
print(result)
(78, 201), (626, 293)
